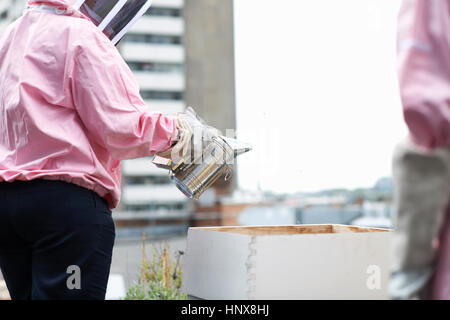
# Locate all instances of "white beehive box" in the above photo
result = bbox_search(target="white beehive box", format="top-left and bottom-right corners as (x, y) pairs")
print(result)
(182, 224), (391, 300)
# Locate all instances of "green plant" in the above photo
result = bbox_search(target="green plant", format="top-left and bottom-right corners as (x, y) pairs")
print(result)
(125, 233), (187, 300)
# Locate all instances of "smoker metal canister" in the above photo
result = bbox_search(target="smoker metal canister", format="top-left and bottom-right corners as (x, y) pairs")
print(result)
(171, 136), (234, 200)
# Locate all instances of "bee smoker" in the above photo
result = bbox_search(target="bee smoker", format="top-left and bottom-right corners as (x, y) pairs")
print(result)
(152, 136), (252, 200)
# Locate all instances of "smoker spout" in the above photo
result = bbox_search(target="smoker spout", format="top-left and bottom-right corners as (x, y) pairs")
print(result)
(219, 136), (252, 157)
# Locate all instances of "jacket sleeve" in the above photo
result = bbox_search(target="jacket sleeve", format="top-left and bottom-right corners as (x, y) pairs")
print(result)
(69, 22), (178, 160)
(397, 0), (450, 150)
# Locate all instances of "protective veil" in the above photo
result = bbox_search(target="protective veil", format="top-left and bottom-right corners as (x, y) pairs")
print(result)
(73, 0), (152, 45)
(0, 0), (178, 209)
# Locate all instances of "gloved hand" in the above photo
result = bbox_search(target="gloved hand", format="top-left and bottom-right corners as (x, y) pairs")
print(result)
(157, 107), (221, 163)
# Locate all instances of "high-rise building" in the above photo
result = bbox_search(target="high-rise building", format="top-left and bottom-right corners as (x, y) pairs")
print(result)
(183, 0), (241, 226)
(184, 0), (237, 196)
(115, 0), (189, 237)
(0, 0), (23, 33)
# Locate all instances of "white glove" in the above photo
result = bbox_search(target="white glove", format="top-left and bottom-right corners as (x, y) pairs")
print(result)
(157, 107), (221, 163)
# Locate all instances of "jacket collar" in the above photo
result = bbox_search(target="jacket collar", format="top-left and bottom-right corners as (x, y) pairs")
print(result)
(27, 1), (86, 19)
(27, 1), (76, 8)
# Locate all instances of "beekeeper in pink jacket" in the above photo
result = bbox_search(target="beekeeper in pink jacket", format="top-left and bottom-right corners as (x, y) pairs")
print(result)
(0, 0), (213, 300)
(390, 0), (450, 299)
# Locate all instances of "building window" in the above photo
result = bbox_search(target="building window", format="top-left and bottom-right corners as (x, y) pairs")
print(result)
(127, 176), (171, 185)
(0, 11), (7, 20)
(125, 204), (149, 211)
(140, 90), (183, 101)
(145, 7), (182, 17)
(123, 34), (182, 45)
(127, 61), (184, 74)
(125, 203), (185, 212)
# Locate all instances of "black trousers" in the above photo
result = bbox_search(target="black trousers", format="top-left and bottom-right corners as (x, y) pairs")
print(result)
(0, 179), (116, 300)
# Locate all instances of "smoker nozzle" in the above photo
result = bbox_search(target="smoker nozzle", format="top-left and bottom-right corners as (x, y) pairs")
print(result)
(219, 136), (252, 158)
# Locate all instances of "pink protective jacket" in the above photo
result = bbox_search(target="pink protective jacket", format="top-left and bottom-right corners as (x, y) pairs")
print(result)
(0, 0), (178, 209)
(398, 0), (450, 150)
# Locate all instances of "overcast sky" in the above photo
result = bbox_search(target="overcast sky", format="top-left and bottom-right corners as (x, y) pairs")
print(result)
(233, 0), (407, 194)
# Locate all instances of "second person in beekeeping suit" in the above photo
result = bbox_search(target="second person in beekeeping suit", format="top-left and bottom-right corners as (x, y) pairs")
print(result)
(390, 0), (450, 300)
